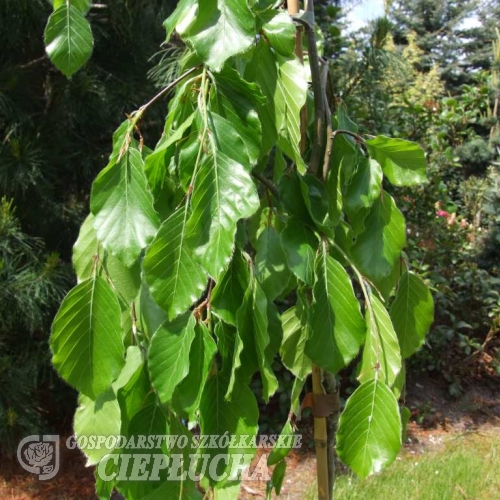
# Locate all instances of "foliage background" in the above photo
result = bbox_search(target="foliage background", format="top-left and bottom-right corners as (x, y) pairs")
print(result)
(0, 0), (176, 454)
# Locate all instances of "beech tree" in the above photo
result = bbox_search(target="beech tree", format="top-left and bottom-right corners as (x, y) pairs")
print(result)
(45, 0), (434, 498)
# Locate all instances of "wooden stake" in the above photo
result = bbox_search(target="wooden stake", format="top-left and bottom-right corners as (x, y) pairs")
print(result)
(287, 3), (330, 498)
(312, 364), (330, 500)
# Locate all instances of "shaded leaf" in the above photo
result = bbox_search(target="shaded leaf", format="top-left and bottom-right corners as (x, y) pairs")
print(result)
(212, 250), (250, 326)
(213, 67), (264, 166)
(148, 312), (197, 403)
(280, 217), (318, 285)
(143, 208), (206, 320)
(344, 157), (383, 214)
(199, 373), (258, 485)
(74, 389), (121, 465)
(234, 281), (278, 401)
(255, 226), (291, 300)
(351, 191), (406, 287)
(187, 150), (259, 279)
(172, 321), (217, 419)
(280, 305), (311, 381)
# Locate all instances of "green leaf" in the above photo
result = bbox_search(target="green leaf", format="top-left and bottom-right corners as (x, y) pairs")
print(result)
(95, 469), (115, 500)
(72, 213), (99, 282)
(91, 148), (160, 267)
(336, 378), (402, 479)
(326, 160), (343, 227)
(73, 214), (141, 303)
(366, 136), (427, 187)
(235, 281), (279, 401)
(117, 362), (154, 435)
(280, 217), (318, 285)
(351, 191), (406, 287)
(74, 389), (121, 465)
(184, 0), (256, 71)
(359, 293), (402, 386)
(116, 403), (168, 499)
(208, 112), (255, 170)
(268, 460), (286, 496)
(44, 3), (93, 77)
(145, 112), (196, 195)
(148, 312), (197, 403)
(141, 478), (202, 500)
(163, 0), (198, 42)
(255, 226), (291, 300)
(138, 282), (168, 338)
(278, 172), (312, 223)
(172, 321), (217, 419)
(390, 272), (434, 358)
(51, 277), (125, 399)
(112, 346), (144, 392)
(344, 157), (383, 214)
(300, 174), (334, 237)
(267, 420), (294, 466)
(213, 67), (264, 166)
(336, 101), (359, 133)
(247, 41), (307, 170)
(211, 250), (250, 325)
(53, 0), (91, 13)
(280, 305), (311, 381)
(260, 11), (296, 56)
(305, 247), (365, 374)
(187, 150), (259, 279)
(102, 252), (141, 305)
(199, 373), (258, 485)
(143, 207), (206, 320)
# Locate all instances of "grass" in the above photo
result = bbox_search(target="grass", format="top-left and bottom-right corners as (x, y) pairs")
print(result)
(306, 430), (500, 500)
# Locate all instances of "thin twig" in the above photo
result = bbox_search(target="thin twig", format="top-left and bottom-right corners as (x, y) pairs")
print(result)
(139, 65), (201, 112)
(294, 13), (327, 176)
(17, 55), (47, 70)
(331, 129), (369, 156)
(321, 63), (334, 180)
(252, 172), (280, 201)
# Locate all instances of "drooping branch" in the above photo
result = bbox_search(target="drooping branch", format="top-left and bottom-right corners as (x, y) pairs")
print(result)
(294, 12), (327, 176)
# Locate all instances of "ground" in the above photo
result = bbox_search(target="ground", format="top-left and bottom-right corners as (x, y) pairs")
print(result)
(1, 374), (499, 500)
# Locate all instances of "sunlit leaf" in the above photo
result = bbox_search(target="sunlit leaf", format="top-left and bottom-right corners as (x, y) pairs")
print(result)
(51, 277), (124, 399)
(366, 135), (427, 187)
(336, 378), (402, 479)
(44, 3), (93, 77)
(390, 272), (434, 358)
